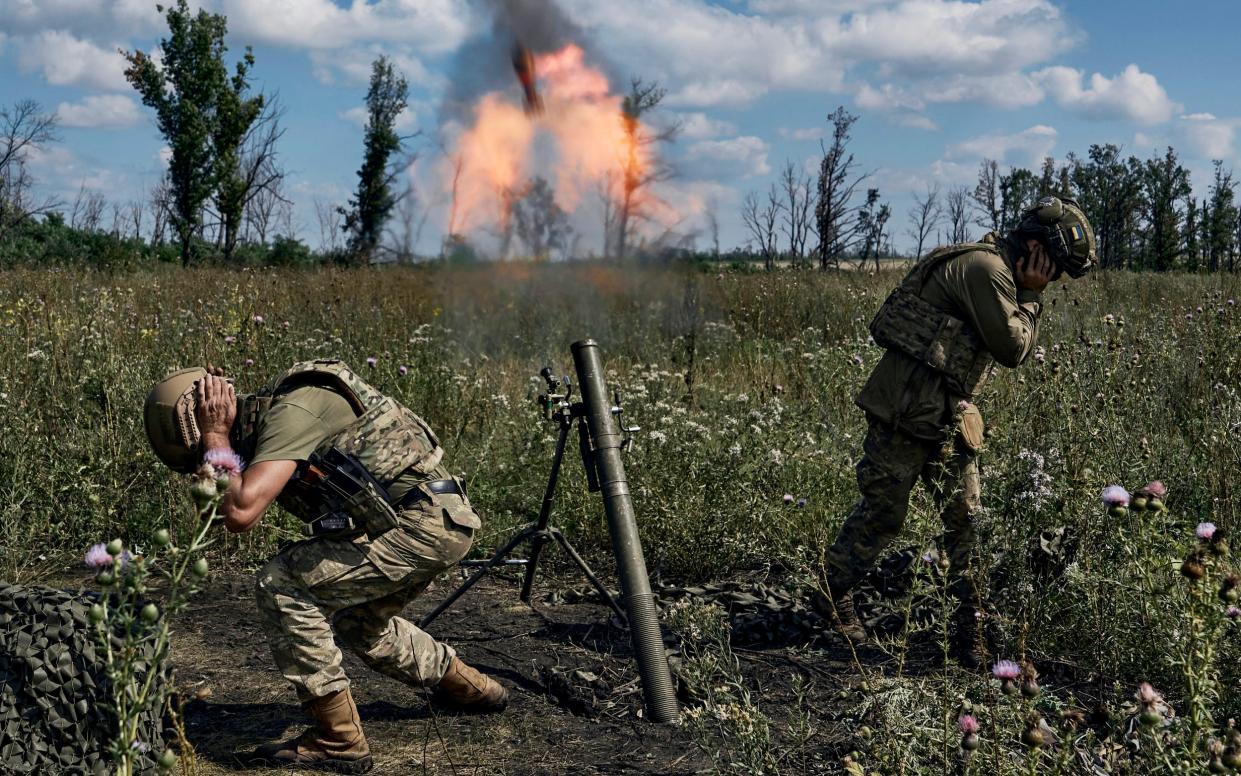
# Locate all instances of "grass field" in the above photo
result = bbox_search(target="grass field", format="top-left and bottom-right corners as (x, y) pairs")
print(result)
(2, 263), (1239, 773)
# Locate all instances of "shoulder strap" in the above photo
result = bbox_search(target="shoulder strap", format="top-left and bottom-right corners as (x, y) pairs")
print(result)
(900, 240), (1000, 294)
(258, 360), (385, 417)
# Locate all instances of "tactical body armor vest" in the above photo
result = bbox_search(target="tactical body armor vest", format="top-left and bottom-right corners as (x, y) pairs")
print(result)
(869, 242), (997, 398)
(234, 360), (445, 537)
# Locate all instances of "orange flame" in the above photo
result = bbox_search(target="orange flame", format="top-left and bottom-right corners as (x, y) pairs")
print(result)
(443, 44), (655, 237)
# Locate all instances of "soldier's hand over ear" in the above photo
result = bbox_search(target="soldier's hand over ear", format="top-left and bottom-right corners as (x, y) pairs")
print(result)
(1015, 243), (1054, 294)
(195, 373), (237, 438)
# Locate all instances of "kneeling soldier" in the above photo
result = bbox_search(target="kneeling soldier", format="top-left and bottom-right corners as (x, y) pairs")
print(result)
(144, 359), (508, 773)
(817, 197), (1096, 668)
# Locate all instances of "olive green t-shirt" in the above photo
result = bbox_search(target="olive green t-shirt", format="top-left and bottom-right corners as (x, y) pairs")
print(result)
(250, 384), (442, 501)
(250, 385), (356, 465)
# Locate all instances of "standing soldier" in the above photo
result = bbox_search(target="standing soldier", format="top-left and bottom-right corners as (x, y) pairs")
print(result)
(815, 197), (1096, 667)
(144, 360), (508, 773)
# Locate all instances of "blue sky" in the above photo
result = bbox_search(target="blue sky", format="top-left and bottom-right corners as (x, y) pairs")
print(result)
(2, 0), (1238, 255)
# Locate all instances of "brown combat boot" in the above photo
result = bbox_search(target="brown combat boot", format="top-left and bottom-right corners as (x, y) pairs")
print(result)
(431, 656), (509, 712)
(249, 687), (373, 773)
(812, 585), (868, 646)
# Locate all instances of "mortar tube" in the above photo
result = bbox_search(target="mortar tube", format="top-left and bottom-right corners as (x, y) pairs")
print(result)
(571, 339), (680, 724)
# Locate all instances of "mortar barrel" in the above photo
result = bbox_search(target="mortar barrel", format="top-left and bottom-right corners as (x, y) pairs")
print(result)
(571, 338), (680, 724)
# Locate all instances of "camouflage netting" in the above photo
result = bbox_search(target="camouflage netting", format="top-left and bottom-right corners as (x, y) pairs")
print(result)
(0, 583), (166, 774)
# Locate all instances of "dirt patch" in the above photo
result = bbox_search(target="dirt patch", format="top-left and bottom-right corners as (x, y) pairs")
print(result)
(156, 567), (870, 775)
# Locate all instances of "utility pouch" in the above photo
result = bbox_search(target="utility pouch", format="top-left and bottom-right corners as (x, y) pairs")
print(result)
(957, 403), (985, 453)
(870, 287), (991, 395)
(299, 447), (399, 539)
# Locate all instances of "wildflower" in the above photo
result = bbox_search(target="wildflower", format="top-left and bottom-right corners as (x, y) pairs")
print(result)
(993, 659), (1020, 694)
(204, 448), (245, 476)
(1101, 485), (1129, 506)
(797, 498), (807, 508)
(131, 740), (151, 754)
(244, 358), (254, 367)
(958, 714), (980, 734)
(366, 356), (377, 366)
(1020, 661), (1041, 698)
(782, 493), (794, 504)
(1227, 606), (1241, 619)
(399, 365), (409, 376)
(1033, 346), (1046, 364)
(1022, 715), (1046, 749)
(851, 353), (864, 366)
(252, 315), (265, 325)
(224, 335), (236, 344)
(84, 543), (111, 569)
(1182, 548), (1207, 581)
(1220, 573), (1239, 603)
(1103, 313), (1116, 325)
(921, 548), (939, 565)
(1198, 522), (1217, 540)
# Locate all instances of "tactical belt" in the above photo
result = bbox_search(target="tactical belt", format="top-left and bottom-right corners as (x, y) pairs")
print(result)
(304, 477), (465, 537)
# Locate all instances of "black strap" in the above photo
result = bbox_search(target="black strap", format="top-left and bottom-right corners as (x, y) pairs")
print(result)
(395, 478), (463, 510)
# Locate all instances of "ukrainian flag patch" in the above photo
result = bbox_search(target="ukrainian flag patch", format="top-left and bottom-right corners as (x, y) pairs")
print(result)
(1069, 224), (1085, 242)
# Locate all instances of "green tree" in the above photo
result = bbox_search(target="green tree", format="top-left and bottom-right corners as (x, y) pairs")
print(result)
(340, 56), (409, 265)
(512, 176), (572, 260)
(999, 167), (1038, 232)
(124, 0), (241, 266)
(1142, 146), (1192, 271)
(1205, 160), (1237, 272)
(1070, 144), (1144, 269)
(211, 52), (264, 263)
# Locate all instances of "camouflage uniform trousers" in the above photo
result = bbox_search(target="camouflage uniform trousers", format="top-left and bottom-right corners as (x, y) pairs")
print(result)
(255, 495), (476, 700)
(824, 416), (981, 598)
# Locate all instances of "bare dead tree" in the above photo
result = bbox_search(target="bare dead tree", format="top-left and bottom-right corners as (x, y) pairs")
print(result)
(741, 184), (782, 271)
(609, 79), (678, 260)
(946, 185), (971, 243)
(237, 97), (289, 247)
(109, 201), (126, 237)
(382, 173), (430, 263)
(779, 160), (814, 267)
(814, 106), (870, 270)
(315, 196), (343, 254)
(906, 183), (942, 258)
(128, 191), (146, 240)
(0, 100), (60, 240)
(704, 196), (720, 258)
(71, 187), (107, 233)
(513, 175), (572, 261)
(972, 158), (1001, 232)
(149, 178), (172, 245)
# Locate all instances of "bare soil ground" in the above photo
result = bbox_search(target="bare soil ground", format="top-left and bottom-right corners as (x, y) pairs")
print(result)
(163, 567), (871, 776)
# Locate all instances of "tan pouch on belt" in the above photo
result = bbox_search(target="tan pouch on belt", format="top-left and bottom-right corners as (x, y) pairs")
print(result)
(957, 403), (985, 452)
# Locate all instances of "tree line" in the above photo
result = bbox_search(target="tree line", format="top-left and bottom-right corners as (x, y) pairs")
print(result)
(0, 0), (411, 268)
(741, 108), (1240, 273)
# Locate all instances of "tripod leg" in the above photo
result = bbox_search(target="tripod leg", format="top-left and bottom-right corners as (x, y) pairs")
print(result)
(418, 525), (537, 627)
(519, 533), (551, 603)
(549, 528), (627, 622)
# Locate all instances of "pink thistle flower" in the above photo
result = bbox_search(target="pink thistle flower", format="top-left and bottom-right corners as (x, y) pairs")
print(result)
(84, 543), (112, 569)
(1140, 481), (1167, 499)
(958, 714), (980, 734)
(992, 660), (1020, 680)
(782, 493), (794, 504)
(224, 335), (236, 344)
(957, 400), (971, 412)
(1101, 485), (1130, 507)
(1197, 522), (1217, 540)
(366, 356), (377, 366)
(1136, 682), (1161, 705)
(1227, 607), (1241, 619)
(244, 358), (254, 367)
(252, 315), (265, 325)
(204, 448), (245, 476)
(399, 365), (409, 376)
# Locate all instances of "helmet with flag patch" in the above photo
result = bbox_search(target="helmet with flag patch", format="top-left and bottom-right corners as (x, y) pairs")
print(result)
(1016, 196), (1096, 279)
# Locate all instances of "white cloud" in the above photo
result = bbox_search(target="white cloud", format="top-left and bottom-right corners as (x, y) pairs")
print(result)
(1179, 113), (1239, 160)
(310, 45), (441, 89)
(56, 95), (142, 129)
(673, 112), (739, 140)
(779, 127), (822, 142)
(685, 135), (771, 178)
(17, 30), (130, 91)
(0, 0), (163, 37)
(339, 105), (418, 133)
(219, 0), (472, 54)
(822, 0), (1077, 77)
(1034, 64), (1180, 124)
(946, 125), (1058, 168)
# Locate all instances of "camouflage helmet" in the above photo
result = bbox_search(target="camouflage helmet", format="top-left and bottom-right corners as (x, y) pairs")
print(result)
(143, 367), (206, 473)
(1016, 196), (1096, 278)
